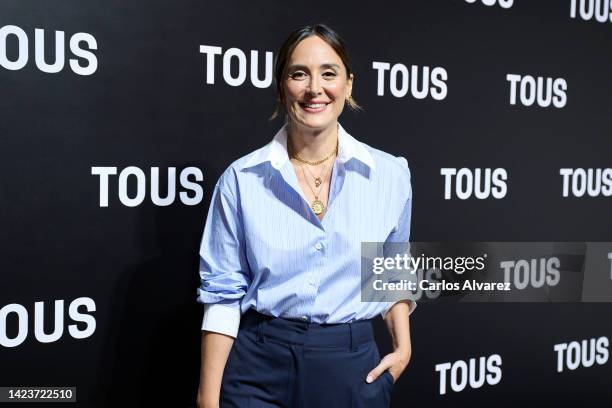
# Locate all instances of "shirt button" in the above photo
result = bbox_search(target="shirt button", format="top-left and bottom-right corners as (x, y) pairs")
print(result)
(315, 242), (323, 250)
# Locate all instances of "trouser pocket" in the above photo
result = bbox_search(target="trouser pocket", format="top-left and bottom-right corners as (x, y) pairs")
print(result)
(349, 342), (393, 408)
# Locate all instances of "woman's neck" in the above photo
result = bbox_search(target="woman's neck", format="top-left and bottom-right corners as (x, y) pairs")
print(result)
(287, 121), (339, 161)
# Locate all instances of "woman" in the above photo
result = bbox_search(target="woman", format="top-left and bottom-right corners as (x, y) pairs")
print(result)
(196, 23), (416, 408)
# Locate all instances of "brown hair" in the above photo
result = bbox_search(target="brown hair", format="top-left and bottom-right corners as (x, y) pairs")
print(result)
(268, 23), (363, 122)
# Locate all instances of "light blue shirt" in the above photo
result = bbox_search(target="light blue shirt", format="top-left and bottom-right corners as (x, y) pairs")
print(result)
(196, 121), (416, 337)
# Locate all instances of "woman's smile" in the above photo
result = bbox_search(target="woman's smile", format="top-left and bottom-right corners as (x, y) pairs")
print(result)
(299, 101), (330, 113)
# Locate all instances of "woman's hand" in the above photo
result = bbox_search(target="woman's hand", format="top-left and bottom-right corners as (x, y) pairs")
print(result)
(366, 348), (411, 384)
(368, 300), (413, 384)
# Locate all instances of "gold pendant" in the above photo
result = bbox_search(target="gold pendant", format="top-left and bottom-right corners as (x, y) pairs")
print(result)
(314, 177), (322, 187)
(311, 199), (325, 215)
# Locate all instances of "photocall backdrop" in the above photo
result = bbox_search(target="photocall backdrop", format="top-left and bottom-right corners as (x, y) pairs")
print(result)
(1, 0), (611, 406)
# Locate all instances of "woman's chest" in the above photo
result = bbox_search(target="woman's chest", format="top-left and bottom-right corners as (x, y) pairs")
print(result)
(240, 177), (399, 253)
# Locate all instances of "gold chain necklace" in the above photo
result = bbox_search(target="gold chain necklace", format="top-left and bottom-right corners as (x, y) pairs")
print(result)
(289, 138), (339, 166)
(288, 135), (338, 215)
(300, 161), (332, 215)
(303, 162), (325, 187)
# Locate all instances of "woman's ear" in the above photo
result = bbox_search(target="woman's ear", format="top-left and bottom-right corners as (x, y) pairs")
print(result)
(347, 73), (354, 98)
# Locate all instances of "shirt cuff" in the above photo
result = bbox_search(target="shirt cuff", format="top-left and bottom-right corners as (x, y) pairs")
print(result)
(381, 299), (417, 320)
(201, 303), (242, 338)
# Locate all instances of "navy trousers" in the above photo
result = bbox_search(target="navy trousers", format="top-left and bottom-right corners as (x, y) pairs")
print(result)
(220, 309), (394, 408)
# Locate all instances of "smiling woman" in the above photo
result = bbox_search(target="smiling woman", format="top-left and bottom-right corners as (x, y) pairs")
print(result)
(271, 35), (361, 125)
(282, 36), (353, 149)
(270, 26), (361, 219)
(196, 23), (416, 408)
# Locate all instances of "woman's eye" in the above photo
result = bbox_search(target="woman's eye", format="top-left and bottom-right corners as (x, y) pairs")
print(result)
(289, 71), (336, 80)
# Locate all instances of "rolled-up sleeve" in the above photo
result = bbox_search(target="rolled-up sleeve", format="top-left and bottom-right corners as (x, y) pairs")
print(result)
(196, 177), (250, 338)
(381, 160), (417, 319)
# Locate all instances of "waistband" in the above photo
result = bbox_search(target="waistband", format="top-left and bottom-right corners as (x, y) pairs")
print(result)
(239, 309), (375, 351)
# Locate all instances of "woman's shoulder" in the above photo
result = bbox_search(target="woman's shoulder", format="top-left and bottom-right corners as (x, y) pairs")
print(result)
(360, 142), (412, 201)
(359, 140), (412, 181)
(214, 144), (272, 193)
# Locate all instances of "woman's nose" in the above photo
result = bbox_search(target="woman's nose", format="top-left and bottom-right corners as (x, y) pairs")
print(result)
(307, 76), (322, 95)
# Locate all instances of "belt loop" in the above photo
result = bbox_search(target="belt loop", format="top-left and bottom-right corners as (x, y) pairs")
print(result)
(348, 322), (357, 352)
(256, 319), (267, 343)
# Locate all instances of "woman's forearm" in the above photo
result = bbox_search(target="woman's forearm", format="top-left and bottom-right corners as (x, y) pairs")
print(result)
(366, 300), (413, 383)
(197, 331), (235, 408)
(383, 300), (412, 360)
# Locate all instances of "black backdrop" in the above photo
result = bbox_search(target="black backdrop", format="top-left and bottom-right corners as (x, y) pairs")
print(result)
(1, 1), (611, 406)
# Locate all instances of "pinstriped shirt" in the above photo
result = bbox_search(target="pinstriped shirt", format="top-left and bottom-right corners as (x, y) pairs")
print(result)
(196, 121), (416, 338)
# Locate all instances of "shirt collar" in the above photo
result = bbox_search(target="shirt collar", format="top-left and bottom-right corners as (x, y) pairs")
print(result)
(239, 122), (376, 172)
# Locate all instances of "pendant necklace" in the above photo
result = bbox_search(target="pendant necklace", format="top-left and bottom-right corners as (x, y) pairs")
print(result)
(303, 161), (325, 187)
(288, 135), (338, 215)
(300, 161), (331, 215)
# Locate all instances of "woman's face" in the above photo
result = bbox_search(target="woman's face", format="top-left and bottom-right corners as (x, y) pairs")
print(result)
(283, 35), (353, 133)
